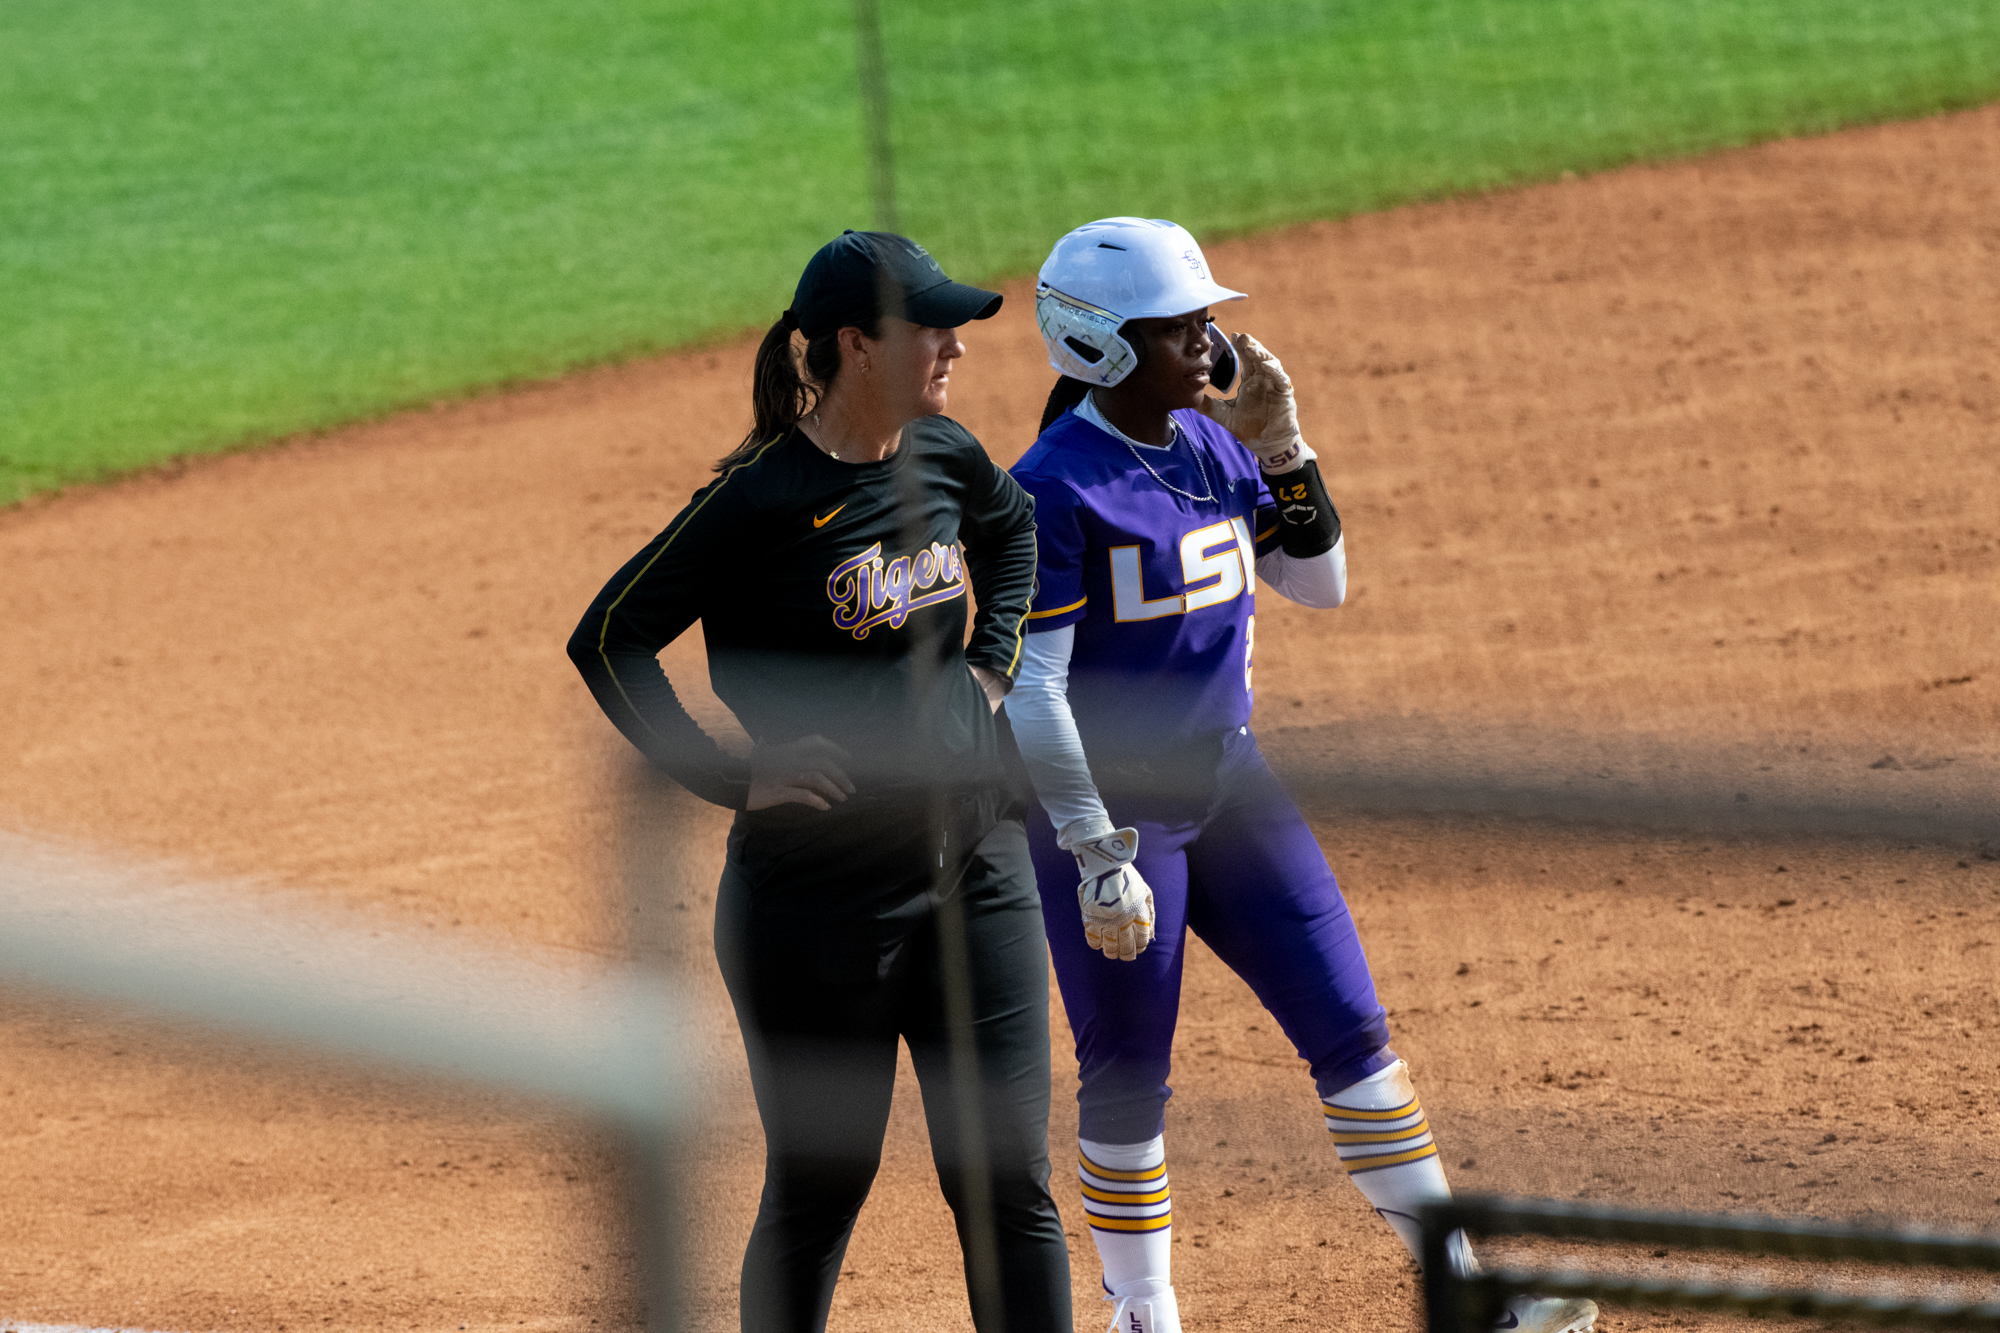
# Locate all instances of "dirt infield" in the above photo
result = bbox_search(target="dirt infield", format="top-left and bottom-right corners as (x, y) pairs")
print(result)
(2, 105), (1996, 1332)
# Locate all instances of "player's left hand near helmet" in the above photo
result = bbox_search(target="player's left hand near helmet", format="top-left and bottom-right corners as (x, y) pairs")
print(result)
(1198, 331), (1313, 474)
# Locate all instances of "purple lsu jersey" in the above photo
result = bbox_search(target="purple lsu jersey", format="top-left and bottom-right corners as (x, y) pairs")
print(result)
(1012, 407), (1282, 756)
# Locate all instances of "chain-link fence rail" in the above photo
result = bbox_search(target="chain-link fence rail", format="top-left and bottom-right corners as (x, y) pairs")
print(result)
(1422, 1196), (2000, 1333)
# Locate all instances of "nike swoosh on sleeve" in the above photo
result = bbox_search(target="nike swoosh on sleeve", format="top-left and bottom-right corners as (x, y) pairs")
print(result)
(813, 505), (846, 528)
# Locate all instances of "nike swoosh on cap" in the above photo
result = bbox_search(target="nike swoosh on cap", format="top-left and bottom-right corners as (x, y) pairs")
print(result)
(813, 505), (846, 528)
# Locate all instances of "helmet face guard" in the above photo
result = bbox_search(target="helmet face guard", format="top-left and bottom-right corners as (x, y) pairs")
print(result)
(1035, 217), (1247, 388)
(1036, 292), (1242, 395)
(1036, 284), (1139, 386)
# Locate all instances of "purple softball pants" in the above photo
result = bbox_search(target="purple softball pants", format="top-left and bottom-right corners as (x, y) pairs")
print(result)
(1028, 727), (1396, 1143)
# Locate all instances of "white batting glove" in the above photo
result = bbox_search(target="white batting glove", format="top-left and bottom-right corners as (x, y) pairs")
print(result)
(1199, 332), (1315, 474)
(1070, 827), (1156, 962)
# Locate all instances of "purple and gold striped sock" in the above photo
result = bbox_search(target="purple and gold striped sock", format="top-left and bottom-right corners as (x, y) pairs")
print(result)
(1079, 1134), (1172, 1297)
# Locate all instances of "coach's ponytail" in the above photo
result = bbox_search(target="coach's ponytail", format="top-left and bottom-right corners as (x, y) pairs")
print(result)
(1038, 375), (1092, 434)
(716, 313), (811, 471)
(716, 310), (882, 471)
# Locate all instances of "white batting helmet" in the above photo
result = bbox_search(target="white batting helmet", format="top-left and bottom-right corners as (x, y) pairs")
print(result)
(1035, 217), (1247, 386)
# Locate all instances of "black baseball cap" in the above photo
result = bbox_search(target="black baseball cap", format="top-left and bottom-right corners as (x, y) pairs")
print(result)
(788, 230), (1002, 340)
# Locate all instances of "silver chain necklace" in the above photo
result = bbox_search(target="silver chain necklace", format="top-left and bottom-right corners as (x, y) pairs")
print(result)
(1123, 426), (1216, 504)
(808, 410), (842, 461)
(1087, 391), (1216, 504)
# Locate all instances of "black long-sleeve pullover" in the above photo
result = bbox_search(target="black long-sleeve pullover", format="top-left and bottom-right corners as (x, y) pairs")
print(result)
(567, 416), (1036, 812)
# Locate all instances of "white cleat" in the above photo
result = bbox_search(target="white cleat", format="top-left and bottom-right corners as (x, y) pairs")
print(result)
(1495, 1295), (1599, 1333)
(1106, 1283), (1182, 1333)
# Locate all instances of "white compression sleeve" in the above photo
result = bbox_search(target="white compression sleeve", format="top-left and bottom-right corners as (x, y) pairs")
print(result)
(1254, 534), (1347, 609)
(1002, 626), (1114, 846)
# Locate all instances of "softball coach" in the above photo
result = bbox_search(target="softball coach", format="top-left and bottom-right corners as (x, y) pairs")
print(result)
(568, 231), (1069, 1333)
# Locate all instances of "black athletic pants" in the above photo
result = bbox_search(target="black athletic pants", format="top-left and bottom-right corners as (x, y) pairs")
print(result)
(715, 816), (1071, 1333)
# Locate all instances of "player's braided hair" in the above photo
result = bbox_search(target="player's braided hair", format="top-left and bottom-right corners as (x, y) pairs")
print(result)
(1038, 376), (1092, 433)
(716, 310), (881, 471)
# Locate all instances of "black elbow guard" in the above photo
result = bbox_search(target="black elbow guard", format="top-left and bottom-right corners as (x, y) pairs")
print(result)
(1268, 460), (1342, 557)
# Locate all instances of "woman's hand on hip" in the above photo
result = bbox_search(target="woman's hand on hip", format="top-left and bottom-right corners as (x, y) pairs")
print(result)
(747, 735), (857, 812)
(969, 664), (1008, 713)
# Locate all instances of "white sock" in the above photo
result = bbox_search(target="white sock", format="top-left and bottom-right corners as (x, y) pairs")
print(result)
(1078, 1135), (1173, 1298)
(1322, 1059), (1477, 1275)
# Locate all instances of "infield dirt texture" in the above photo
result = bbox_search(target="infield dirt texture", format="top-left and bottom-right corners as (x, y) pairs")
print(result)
(2, 108), (1996, 1332)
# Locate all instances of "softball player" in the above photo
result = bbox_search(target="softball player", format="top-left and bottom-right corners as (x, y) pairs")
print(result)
(570, 231), (1070, 1332)
(1003, 217), (1599, 1333)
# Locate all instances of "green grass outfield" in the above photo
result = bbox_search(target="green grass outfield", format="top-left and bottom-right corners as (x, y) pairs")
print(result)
(5, 0), (1997, 503)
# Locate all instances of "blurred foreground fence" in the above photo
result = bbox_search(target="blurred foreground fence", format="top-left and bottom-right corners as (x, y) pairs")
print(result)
(1263, 722), (1999, 848)
(1, 719), (1991, 1327)
(0, 824), (693, 1333)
